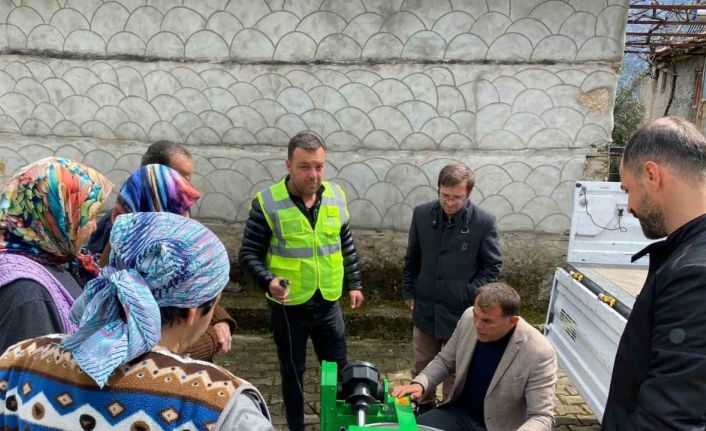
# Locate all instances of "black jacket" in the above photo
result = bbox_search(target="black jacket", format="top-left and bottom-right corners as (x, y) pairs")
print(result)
(239, 181), (362, 294)
(603, 213), (706, 431)
(403, 200), (502, 339)
(0, 264), (83, 354)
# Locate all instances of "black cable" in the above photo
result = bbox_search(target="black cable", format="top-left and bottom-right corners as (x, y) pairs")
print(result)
(279, 280), (321, 418)
(581, 189), (628, 232)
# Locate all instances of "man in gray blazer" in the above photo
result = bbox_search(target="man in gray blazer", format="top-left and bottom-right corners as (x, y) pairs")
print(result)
(392, 283), (557, 431)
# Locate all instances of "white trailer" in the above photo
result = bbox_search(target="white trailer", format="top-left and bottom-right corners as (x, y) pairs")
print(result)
(544, 181), (655, 422)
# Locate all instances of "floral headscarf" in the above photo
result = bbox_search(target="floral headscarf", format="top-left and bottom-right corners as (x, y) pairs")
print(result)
(112, 164), (200, 220)
(62, 212), (230, 387)
(0, 157), (113, 278)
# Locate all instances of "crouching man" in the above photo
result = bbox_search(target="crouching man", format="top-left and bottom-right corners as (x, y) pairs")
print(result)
(392, 282), (557, 431)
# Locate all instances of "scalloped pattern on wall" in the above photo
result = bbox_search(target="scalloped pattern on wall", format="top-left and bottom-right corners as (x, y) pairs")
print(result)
(0, 58), (615, 150)
(0, 0), (627, 62)
(0, 138), (583, 233)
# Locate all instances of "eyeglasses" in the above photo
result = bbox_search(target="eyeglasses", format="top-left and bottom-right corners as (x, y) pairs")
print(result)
(439, 193), (468, 203)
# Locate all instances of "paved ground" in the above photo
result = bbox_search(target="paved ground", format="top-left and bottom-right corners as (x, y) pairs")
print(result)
(216, 334), (600, 430)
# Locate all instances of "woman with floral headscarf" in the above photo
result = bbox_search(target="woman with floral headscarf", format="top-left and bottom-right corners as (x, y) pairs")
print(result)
(0, 212), (273, 430)
(0, 157), (113, 353)
(100, 163), (237, 362)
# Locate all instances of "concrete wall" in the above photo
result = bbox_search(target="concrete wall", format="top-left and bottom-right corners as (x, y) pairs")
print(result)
(209, 221), (568, 308)
(0, 0), (626, 235)
(641, 70), (669, 121)
(642, 56), (703, 125)
(0, 0), (627, 303)
(0, 0), (626, 62)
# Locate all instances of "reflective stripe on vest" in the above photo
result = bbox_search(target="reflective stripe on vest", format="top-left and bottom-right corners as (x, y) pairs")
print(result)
(256, 179), (347, 305)
(268, 242), (342, 259)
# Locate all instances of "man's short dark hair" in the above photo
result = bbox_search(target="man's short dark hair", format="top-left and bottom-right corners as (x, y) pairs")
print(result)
(622, 116), (706, 180)
(438, 163), (475, 194)
(475, 282), (521, 317)
(288, 131), (326, 160)
(141, 141), (191, 166)
(160, 296), (217, 327)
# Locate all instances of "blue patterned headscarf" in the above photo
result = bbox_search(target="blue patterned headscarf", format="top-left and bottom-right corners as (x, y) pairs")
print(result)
(112, 164), (200, 219)
(61, 212), (230, 387)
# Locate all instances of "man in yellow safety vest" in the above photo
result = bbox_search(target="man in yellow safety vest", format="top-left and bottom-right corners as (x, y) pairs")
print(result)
(239, 131), (364, 431)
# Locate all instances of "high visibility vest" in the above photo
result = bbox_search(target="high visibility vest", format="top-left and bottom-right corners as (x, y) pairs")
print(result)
(256, 179), (349, 305)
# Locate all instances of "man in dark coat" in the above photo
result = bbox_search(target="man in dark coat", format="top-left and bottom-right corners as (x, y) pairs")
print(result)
(603, 116), (706, 430)
(403, 163), (503, 409)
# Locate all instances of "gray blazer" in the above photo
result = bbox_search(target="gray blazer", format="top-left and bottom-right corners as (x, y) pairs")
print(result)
(412, 308), (557, 431)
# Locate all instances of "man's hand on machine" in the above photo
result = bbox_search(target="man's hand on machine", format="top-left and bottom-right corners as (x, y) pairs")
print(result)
(269, 277), (290, 303)
(390, 382), (424, 400)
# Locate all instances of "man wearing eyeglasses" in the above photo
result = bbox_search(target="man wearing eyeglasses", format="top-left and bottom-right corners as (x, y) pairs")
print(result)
(402, 163), (503, 412)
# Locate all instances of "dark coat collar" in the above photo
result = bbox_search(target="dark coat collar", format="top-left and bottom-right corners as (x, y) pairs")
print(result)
(632, 213), (706, 264)
(431, 200), (473, 231)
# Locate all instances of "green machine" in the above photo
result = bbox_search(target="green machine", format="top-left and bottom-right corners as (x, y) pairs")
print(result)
(320, 361), (440, 431)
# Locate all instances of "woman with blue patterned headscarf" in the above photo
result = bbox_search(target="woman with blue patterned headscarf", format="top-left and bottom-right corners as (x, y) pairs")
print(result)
(98, 163), (236, 363)
(0, 212), (273, 431)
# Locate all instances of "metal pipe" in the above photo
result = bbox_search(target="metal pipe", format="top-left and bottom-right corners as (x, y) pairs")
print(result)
(626, 32), (706, 37)
(625, 41), (705, 46)
(629, 4), (706, 10)
(357, 408), (367, 427)
(627, 20), (706, 25)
